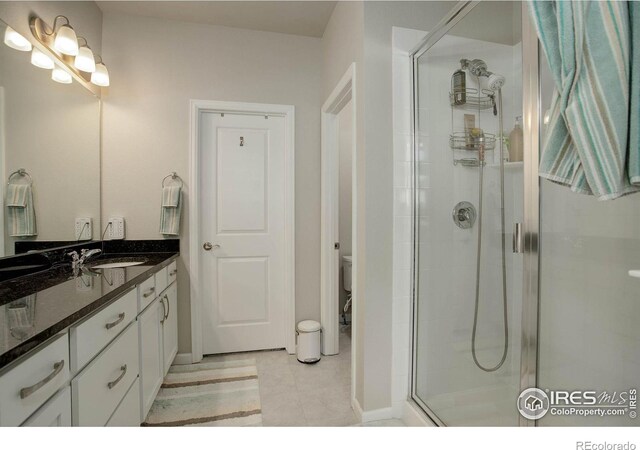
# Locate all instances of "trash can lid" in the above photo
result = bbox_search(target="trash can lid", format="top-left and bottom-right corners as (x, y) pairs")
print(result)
(297, 320), (321, 333)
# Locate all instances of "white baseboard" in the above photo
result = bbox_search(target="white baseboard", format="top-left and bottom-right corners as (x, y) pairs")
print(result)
(362, 406), (395, 423)
(402, 400), (436, 427)
(351, 397), (363, 422)
(173, 353), (193, 365)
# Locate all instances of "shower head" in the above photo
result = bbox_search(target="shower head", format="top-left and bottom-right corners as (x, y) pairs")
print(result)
(488, 73), (506, 90)
(460, 58), (506, 90)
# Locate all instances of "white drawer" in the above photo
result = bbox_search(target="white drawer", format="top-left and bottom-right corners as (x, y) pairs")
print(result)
(70, 288), (137, 373)
(155, 266), (168, 295)
(138, 275), (157, 312)
(22, 387), (71, 427)
(72, 323), (139, 426)
(167, 260), (177, 285)
(0, 334), (70, 427)
(107, 378), (140, 427)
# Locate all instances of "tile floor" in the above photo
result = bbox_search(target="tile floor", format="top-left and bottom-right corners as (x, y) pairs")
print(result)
(204, 325), (359, 426)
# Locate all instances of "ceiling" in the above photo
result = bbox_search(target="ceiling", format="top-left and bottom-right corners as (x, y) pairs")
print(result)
(96, 1), (338, 38)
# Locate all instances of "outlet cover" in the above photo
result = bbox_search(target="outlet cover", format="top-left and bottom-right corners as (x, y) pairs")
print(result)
(75, 218), (92, 241)
(108, 217), (125, 240)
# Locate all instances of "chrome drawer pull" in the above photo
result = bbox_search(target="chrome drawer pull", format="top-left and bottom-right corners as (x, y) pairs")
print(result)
(107, 364), (127, 389)
(20, 360), (65, 399)
(105, 312), (125, 330)
(160, 297), (167, 324)
(165, 294), (170, 320)
(169, 269), (177, 276)
(143, 287), (155, 298)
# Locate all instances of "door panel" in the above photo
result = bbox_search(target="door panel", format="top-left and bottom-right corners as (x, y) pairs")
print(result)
(217, 257), (268, 325)
(200, 112), (286, 354)
(217, 128), (268, 233)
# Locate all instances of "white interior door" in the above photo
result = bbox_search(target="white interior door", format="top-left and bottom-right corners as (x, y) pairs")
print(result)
(200, 111), (286, 355)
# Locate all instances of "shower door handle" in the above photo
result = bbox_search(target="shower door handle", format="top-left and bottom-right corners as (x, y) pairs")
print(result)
(513, 223), (524, 254)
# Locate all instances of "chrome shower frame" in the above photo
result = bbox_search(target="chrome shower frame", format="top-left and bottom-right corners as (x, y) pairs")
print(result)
(408, 1), (541, 427)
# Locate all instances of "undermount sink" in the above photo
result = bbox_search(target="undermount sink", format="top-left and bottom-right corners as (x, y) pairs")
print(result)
(86, 257), (148, 270)
(90, 261), (146, 269)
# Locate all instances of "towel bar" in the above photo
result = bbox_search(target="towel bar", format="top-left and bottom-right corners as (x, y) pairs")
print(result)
(8, 169), (33, 185)
(162, 172), (183, 188)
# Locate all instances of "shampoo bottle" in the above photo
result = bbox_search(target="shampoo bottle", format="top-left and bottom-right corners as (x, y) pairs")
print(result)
(508, 116), (523, 162)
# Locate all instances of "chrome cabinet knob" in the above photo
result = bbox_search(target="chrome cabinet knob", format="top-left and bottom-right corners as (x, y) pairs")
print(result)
(203, 242), (220, 251)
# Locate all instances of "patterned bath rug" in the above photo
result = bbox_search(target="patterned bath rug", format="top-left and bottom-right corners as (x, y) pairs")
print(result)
(142, 358), (262, 426)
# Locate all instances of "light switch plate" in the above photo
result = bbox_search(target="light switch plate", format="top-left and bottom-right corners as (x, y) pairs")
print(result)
(108, 217), (125, 240)
(75, 218), (92, 241)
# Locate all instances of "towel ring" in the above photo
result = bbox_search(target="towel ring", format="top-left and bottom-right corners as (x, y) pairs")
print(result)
(162, 172), (183, 189)
(8, 169), (33, 185)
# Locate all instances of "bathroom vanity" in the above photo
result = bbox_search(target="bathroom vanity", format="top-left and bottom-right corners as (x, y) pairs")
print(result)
(0, 242), (179, 426)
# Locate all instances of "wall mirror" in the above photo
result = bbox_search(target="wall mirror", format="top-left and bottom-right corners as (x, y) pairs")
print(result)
(0, 17), (100, 257)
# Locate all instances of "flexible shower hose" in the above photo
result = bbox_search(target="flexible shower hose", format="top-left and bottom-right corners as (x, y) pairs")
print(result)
(471, 87), (509, 372)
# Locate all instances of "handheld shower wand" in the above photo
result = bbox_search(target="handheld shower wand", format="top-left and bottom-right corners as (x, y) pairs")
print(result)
(458, 58), (509, 373)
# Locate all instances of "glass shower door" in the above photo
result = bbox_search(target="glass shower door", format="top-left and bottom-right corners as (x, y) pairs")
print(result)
(536, 38), (640, 428)
(411, 2), (525, 426)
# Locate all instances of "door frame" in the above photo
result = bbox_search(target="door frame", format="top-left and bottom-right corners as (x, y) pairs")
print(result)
(189, 100), (296, 362)
(320, 63), (357, 406)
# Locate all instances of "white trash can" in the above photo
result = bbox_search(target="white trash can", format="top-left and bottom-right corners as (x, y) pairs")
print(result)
(296, 320), (321, 364)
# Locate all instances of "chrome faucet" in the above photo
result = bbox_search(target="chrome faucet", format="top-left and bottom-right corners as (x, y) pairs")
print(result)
(67, 249), (102, 270)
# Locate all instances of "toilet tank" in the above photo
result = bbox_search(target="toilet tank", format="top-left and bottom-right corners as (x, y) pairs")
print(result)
(342, 255), (352, 292)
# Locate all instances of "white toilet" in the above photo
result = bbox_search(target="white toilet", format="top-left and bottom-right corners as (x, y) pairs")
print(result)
(342, 255), (352, 293)
(342, 256), (352, 324)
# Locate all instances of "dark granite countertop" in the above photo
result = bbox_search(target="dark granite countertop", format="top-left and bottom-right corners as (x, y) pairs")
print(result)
(0, 251), (178, 371)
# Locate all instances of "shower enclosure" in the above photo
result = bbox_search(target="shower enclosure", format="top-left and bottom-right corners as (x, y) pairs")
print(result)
(410, 1), (640, 427)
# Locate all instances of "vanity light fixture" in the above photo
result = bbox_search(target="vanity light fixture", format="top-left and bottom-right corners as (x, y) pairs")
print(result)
(90, 56), (109, 87)
(74, 37), (95, 73)
(30, 47), (54, 69)
(49, 16), (78, 56)
(4, 26), (32, 52)
(51, 67), (72, 84)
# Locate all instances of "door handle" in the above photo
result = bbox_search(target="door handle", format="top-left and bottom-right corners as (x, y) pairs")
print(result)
(203, 242), (220, 251)
(513, 223), (524, 254)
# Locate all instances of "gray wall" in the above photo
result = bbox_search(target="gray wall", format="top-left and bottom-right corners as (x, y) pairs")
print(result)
(100, 12), (323, 353)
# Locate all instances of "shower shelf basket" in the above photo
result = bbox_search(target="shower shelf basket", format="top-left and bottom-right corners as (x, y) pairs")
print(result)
(449, 87), (495, 110)
(449, 131), (496, 151)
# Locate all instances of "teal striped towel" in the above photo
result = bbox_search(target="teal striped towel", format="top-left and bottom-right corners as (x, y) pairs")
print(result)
(530, 1), (640, 200)
(6, 183), (37, 237)
(162, 185), (181, 207)
(160, 186), (182, 235)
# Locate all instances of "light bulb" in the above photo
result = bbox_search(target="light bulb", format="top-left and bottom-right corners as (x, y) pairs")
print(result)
(31, 47), (54, 69)
(91, 62), (109, 87)
(52, 67), (72, 84)
(54, 24), (78, 56)
(74, 46), (96, 72)
(4, 26), (32, 52)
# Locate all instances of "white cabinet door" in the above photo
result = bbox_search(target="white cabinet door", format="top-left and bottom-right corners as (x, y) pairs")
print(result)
(162, 282), (178, 375)
(107, 379), (141, 427)
(22, 387), (71, 427)
(138, 299), (163, 422)
(0, 334), (70, 426)
(72, 323), (139, 426)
